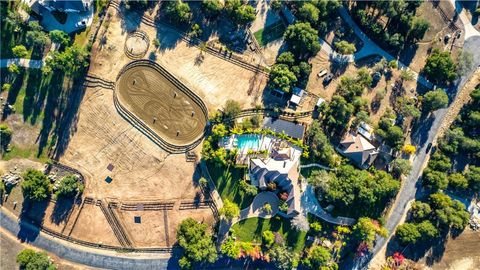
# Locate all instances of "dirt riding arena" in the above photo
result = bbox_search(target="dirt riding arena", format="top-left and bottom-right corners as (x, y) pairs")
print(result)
(116, 61), (207, 146)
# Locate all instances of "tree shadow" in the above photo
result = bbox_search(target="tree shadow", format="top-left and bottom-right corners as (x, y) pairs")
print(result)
(1, 68), (26, 120)
(50, 72), (87, 159)
(398, 43), (419, 68)
(386, 231), (449, 266)
(410, 114), (435, 147)
(118, 2), (143, 34)
(50, 196), (79, 225)
(17, 198), (48, 243)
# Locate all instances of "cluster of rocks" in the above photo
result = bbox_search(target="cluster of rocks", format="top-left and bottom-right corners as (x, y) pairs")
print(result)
(2, 166), (21, 188)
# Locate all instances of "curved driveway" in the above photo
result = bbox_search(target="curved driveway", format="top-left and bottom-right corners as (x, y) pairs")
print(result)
(0, 209), (174, 270)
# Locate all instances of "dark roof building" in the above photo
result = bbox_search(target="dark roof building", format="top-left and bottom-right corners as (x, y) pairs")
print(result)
(263, 117), (305, 140)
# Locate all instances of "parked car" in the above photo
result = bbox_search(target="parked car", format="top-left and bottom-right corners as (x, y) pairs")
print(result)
(317, 69), (328, 78)
(323, 73), (334, 85)
(371, 72), (381, 87)
(75, 19), (87, 29)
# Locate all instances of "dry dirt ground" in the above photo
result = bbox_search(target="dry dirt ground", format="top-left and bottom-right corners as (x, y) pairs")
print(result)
(307, 52), (418, 125)
(403, 0), (463, 72)
(0, 229), (101, 270)
(418, 228), (480, 270)
(51, 1), (271, 247)
(91, 7), (268, 110)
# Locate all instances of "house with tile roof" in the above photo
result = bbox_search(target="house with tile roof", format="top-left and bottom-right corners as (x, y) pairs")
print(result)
(337, 130), (378, 169)
(249, 145), (303, 216)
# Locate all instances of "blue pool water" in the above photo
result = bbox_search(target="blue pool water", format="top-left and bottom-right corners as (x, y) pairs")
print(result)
(236, 135), (261, 151)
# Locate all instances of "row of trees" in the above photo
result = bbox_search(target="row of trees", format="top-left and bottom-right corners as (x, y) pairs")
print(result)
(350, 0), (429, 53)
(21, 169), (84, 201)
(396, 193), (470, 246)
(163, 0), (256, 28)
(438, 87), (480, 163)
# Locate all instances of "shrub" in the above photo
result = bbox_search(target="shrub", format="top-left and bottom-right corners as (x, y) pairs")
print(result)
(262, 230), (275, 247)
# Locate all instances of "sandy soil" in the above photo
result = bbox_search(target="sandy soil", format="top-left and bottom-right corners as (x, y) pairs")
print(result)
(59, 87), (203, 201)
(69, 203), (120, 246)
(403, 0), (462, 73)
(118, 208), (214, 248)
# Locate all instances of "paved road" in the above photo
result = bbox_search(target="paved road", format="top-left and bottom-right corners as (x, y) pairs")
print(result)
(354, 35), (480, 270)
(0, 209), (175, 270)
(0, 58), (44, 69)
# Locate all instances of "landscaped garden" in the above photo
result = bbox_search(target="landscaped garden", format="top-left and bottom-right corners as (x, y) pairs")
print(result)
(206, 162), (254, 209)
(231, 216), (307, 252)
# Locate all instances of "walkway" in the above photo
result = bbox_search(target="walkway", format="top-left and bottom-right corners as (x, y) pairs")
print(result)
(0, 58), (44, 69)
(301, 185), (356, 226)
(320, 7), (434, 89)
(0, 209), (172, 270)
(300, 163), (335, 171)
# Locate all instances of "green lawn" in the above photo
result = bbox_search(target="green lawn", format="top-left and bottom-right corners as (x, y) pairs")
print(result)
(253, 20), (286, 47)
(231, 216), (307, 253)
(206, 162), (254, 209)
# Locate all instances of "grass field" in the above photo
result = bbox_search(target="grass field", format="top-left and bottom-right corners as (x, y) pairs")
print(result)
(253, 20), (286, 47)
(207, 162), (254, 209)
(231, 216), (307, 252)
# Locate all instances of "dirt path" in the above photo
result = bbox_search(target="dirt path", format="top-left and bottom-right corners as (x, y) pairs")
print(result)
(435, 69), (480, 142)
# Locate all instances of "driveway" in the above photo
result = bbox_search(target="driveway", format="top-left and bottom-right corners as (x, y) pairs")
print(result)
(319, 7), (434, 89)
(0, 209), (174, 270)
(39, 8), (94, 34)
(301, 185), (356, 226)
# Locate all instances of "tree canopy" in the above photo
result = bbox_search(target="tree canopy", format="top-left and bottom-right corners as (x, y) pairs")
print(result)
(21, 169), (52, 201)
(219, 199), (240, 220)
(164, 0), (192, 24)
(176, 218), (217, 268)
(284, 22), (321, 58)
(321, 165), (400, 218)
(55, 175), (84, 198)
(423, 89), (449, 112)
(423, 49), (457, 85)
(17, 249), (56, 270)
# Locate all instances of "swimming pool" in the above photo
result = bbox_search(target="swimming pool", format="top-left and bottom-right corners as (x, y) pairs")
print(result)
(236, 135), (261, 151)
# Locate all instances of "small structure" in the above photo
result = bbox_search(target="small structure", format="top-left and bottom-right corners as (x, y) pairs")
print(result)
(316, 97), (326, 108)
(262, 117), (305, 140)
(249, 144), (303, 216)
(289, 87), (304, 108)
(337, 131), (378, 169)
